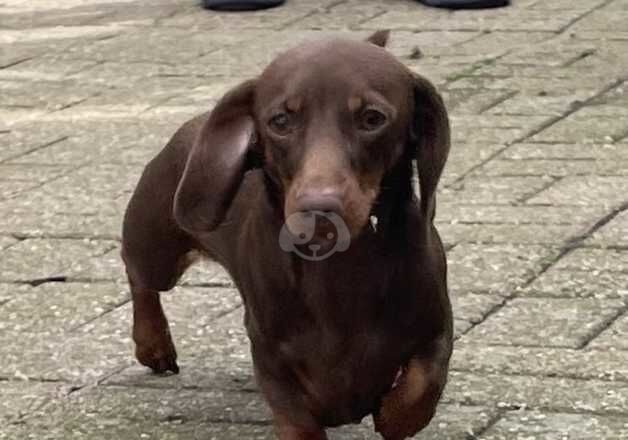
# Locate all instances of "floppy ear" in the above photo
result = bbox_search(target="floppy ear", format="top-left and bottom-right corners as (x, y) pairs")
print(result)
(411, 74), (450, 221)
(174, 79), (257, 233)
(366, 30), (390, 48)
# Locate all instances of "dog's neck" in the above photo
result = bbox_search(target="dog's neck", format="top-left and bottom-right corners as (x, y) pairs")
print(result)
(370, 155), (416, 242)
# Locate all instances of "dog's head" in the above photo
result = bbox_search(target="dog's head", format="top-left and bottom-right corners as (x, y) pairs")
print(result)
(174, 31), (450, 246)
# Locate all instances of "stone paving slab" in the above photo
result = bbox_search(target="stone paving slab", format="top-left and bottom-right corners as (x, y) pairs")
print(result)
(0, 236), (17, 251)
(480, 411), (628, 440)
(437, 203), (607, 226)
(440, 175), (555, 205)
(0, 282), (30, 305)
(442, 142), (506, 183)
(587, 210), (628, 247)
(523, 267), (628, 299)
(0, 178), (130, 217)
(0, 381), (69, 423)
(0, 163), (75, 183)
(365, 8), (584, 33)
(487, 94), (585, 117)
(0, 128), (67, 163)
(0, 238), (115, 282)
(449, 115), (547, 146)
(0, 312), (134, 384)
(68, 245), (232, 285)
(460, 297), (625, 348)
(451, 342), (628, 383)
(554, 248), (628, 273)
(105, 306), (255, 391)
(446, 243), (559, 294)
(526, 175), (628, 207)
(2, 0), (628, 438)
(0, 212), (121, 240)
(475, 157), (628, 177)
(588, 311), (628, 351)
(3, 120), (179, 166)
(529, 106), (628, 144)
(0, 282), (128, 334)
(449, 73), (612, 103)
(1, 78), (100, 111)
(0, 286), (240, 385)
(443, 371), (628, 415)
(165, 2), (317, 31)
(0, 58), (98, 82)
(0, 398), (497, 440)
(0, 179), (40, 200)
(437, 222), (586, 245)
(504, 142), (628, 161)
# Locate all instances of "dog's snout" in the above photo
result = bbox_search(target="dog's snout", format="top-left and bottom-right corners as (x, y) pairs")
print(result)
(295, 190), (344, 215)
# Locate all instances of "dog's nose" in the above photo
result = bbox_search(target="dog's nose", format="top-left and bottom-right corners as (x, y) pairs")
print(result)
(295, 190), (344, 215)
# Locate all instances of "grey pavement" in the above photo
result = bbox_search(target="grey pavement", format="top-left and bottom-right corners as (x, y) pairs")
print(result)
(1, 0), (628, 438)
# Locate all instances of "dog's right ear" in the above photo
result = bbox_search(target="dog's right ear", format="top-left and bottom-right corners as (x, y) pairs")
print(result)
(410, 74), (450, 222)
(174, 79), (257, 234)
(366, 30), (390, 48)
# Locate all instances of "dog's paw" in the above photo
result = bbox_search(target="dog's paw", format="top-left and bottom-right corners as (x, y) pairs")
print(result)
(374, 396), (425, 440)
(133, 320), (179, 374)
(373, 360), (438, 440)
(374, 391), (423, 440)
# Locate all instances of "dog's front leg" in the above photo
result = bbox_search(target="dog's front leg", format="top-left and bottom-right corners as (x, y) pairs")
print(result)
(270, 408), (327, 440)
(373, 336), (451, 440)
(130, 283), (179, 374)
(276, 424), (328, 440)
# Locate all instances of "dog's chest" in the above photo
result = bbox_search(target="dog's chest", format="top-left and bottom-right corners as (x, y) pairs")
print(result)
(275, 316), (408, 425)
(247, 274), (418, 425)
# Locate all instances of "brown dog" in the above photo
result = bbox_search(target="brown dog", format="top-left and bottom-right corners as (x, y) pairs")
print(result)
(121, 30), (452, 440)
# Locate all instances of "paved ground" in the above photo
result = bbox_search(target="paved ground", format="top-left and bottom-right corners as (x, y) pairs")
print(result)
(1, 0), (628, 438)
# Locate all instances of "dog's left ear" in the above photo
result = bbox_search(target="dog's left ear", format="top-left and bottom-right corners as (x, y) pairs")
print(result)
(366, 30), (390, 48)
(411, 74), (451, 221)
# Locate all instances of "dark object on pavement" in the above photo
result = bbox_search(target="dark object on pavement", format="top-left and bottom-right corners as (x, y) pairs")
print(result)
(202, 0), (285, 11)
(122, 30), (453, 440)
(417, 0), (510, 8)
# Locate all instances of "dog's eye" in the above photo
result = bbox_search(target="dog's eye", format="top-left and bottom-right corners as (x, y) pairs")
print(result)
(359, 109), (387, 132)
(268, 112), (294, 135)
